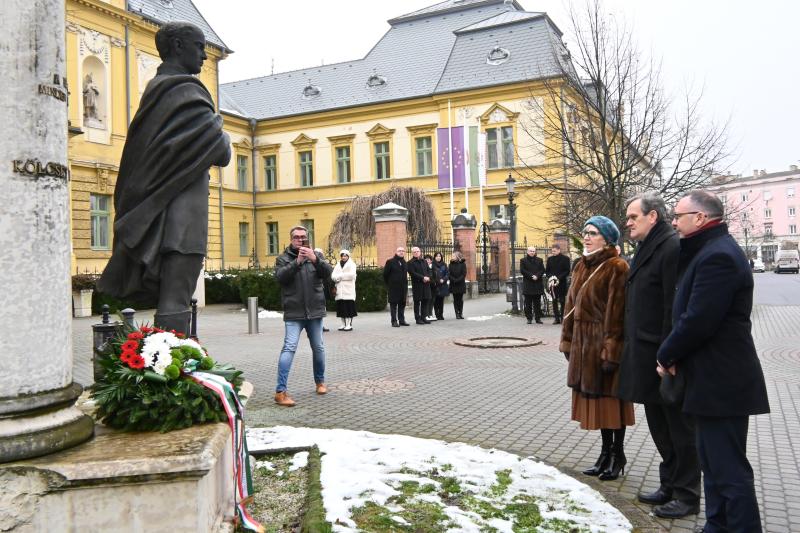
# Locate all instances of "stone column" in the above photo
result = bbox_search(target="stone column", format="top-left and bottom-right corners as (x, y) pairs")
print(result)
(0, 0), (94, 462)
(372, 202), (409, 265)
(451, 211), (477, 281)
(489, 219), (511, 281)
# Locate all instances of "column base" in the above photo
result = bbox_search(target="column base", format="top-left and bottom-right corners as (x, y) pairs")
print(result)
(0, 383), (94, 463)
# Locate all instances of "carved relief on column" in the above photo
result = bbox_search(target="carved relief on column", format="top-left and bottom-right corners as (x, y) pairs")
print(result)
(136, 50), (160, 97)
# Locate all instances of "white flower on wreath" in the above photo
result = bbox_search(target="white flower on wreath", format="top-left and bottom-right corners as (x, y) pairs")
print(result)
(141, 332), (208, 375)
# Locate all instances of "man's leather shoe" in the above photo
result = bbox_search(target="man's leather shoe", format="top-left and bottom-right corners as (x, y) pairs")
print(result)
(527, 319), (532, 324)
(392, 322), (399, 327)
(638, 487), (672, 505)
(399, 322), (410, 326)
(653, 499), (699, 519)
(274, 391), (296, 407)
(315, 383), (328, 395)
(422, 319), (431, 324)
(535, 319), (543, 324)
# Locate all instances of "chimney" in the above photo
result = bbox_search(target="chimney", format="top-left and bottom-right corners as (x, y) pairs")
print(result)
(791, 165), (799, 172)
(753, 169), (759, 177)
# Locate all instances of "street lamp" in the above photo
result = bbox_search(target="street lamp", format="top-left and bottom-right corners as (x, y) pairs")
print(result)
(506, 174), (519, 313)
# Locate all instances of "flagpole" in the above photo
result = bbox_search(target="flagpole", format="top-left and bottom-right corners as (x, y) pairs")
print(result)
(462, 112), (469, 213)
(447, 100), (454, 226)
(478, 117), (485, 228)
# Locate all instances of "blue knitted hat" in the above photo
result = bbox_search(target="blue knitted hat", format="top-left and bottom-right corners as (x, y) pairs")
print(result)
(585, 215), (620, 245)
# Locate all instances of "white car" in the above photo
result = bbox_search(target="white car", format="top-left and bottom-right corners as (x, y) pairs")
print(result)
(752, 258), (765, 273)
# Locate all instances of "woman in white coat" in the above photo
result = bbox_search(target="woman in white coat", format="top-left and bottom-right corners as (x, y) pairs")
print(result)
(331, 249), (358, 331)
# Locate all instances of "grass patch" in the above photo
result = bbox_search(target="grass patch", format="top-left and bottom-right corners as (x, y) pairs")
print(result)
(489, 469), (513, 497)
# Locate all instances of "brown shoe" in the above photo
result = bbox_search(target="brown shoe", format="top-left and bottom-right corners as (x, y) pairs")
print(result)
(274, 391), (296, 407)
(315, 383), (328, 395)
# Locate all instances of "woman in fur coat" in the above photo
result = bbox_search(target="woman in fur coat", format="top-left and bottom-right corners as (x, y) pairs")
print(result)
(560, 216), (633, 481)
(331, 249), (357, 331)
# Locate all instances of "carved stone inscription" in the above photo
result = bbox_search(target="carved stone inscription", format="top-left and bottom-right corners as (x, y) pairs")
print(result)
(11, 159), (70, 180)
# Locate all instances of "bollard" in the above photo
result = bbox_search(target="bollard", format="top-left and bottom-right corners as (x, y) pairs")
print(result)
(92, 304), (120, 383)
(121, 308), (136, 330)
(247, 296), (259, 334)
(190, 298), (198, 339)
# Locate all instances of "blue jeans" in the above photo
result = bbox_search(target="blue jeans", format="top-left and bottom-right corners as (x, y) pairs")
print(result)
(276, 319), (326, 392)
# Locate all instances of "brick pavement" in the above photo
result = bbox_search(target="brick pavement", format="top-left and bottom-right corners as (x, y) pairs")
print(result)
(71, 295), (800, 532)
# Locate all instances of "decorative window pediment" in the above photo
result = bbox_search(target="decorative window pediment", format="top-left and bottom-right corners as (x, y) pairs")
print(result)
(366, 123), (395, 140)
(233, 137), (253, 150)
(327, 134), (356, 145)
(256, 142), (281, 154)
(406, 123), (438, 135)
(479, 103), (519, 125)
(290, 133), (318, 148)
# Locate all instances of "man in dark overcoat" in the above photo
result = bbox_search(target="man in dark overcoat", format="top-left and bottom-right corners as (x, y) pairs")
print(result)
(383, 247), (410, 327)
(520, 247), (545, 324)
(97, 22), (231, 334)
(407, 247), (432, 324)
(657, 190), (770, 533)
(545, 243), (571, 324)
(618, 192), (700, 519)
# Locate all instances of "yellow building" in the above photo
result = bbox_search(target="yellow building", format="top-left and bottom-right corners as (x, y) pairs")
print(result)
(65, 0), (230, 274)
(67, 0), (575, 274)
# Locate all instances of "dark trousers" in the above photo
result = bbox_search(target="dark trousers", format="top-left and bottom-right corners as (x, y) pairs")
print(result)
(389, 302), (406, 324)
(551, 292), (566, 319)
(434, 296), (445, 318)
(523, 294), (542, 321)
(644, 402), (701, 504)
(413, 298), (429, 321)
(452, 293), (464, 315)
(695, 415), (762, 533)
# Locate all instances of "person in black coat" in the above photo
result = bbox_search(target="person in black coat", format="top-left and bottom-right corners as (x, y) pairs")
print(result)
(383, 246), (410, 327)
(545, 243), (571, 324)
(617, 192), (700, 519)
(448, 251), (467, 319)
(432, 252), (450, 320)
(407, 247), (432, 324)
(520, 247), (545, 324)
(657, 190), (769, 533)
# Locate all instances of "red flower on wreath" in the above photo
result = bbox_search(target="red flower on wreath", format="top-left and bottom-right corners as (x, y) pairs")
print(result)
(140, 326), (152, 334)
(121, 340), (140, 352)
(127, 331), (144, 341)
(128, 354), (145, 369)
(120, 351), (133, 364)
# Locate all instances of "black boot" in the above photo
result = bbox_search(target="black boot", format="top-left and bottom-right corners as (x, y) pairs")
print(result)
(599, 428), (627, 481)
(583, 429), (613, 476)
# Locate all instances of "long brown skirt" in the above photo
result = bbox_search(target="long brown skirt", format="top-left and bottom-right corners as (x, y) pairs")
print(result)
(571, 390), (635, 430)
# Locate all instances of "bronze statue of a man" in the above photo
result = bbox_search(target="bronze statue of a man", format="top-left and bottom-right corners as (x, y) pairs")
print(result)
(98, 22), (231, 333)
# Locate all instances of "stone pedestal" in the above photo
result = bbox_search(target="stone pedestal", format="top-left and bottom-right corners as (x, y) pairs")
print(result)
(452, 212), (477, 281)
(372, 202), (409, 264)
(0, 0), (93, 462)
(489, 219), (511, 281)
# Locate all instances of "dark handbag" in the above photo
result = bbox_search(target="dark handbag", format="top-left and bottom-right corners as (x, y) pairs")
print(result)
(329, 284), (337, 299)
(659, 371), (686, 405)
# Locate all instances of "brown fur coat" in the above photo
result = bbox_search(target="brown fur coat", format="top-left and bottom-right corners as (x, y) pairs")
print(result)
(559, 246), (629, 397)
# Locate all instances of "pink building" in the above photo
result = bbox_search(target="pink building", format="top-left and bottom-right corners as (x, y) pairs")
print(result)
(708, 165), (800, 266)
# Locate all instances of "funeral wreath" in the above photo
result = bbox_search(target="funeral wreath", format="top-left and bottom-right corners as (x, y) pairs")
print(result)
(91, 325), (245, 432)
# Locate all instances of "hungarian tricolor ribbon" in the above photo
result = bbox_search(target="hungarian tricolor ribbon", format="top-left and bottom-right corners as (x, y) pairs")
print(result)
(190, 370), (263, 532)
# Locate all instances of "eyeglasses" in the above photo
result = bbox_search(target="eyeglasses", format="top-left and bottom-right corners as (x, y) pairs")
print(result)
(672, 211), (700, 220)
(582, 230), (601, 238)
(290, 235), (307, 241)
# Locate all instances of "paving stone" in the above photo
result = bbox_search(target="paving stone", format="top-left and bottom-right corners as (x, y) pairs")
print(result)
(70, 295), (800, 533)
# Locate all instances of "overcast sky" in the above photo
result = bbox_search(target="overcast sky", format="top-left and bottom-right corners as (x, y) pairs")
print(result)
(192, 0), (800, 177)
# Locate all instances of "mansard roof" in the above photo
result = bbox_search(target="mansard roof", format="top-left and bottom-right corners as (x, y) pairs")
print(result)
(127, 0), (230, 52)
(220, 0), (567, 120)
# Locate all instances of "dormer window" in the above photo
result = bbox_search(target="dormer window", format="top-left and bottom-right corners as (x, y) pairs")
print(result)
(487, 46), (511, 65)
(366, 74), (387, 88)
(302, 84), (321, 98)
(157, 0), (174, 7)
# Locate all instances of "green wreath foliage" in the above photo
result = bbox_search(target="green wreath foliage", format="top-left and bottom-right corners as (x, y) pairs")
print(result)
(91, 326), (244, 433)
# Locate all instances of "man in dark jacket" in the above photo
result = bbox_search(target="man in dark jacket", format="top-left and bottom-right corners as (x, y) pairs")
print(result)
(97, 22), (231, 334)
(383, 247), (410, 327)
(657, 190), (769, 533)
(408, 247), (432, 324)
(520, 247), (545, 324)
(273, 225), (334, 407)
(545, 244), (571, 324)
(618, 192), (700, 519)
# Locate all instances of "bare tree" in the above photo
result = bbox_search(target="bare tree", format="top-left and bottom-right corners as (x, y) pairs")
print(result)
(517, 0), (731, 240)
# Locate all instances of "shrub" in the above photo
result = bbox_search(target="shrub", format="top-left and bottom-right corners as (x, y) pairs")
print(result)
(237, 269), (282, 310)
(354, 267), (388, 312)
(72, 273), (98, 291)
(204, 269), (242, 304)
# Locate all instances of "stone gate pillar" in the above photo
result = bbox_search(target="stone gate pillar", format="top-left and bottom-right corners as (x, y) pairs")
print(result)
(0, 0), (94, 462)
(372, 202), (408, 264)
(489, 219), (511, 281)
(452, 211), (477, 281)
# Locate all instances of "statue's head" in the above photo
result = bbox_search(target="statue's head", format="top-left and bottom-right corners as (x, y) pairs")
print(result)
(155, 22), (206, 75)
